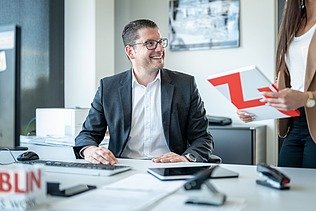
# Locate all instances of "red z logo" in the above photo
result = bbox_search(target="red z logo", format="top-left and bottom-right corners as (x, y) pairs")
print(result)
(208, 72), (299, 117)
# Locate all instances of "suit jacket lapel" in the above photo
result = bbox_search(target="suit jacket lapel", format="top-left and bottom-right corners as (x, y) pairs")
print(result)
(161, 70), (174, 144)
(119, 70), (132, 147)
(305, 30), (316, 90)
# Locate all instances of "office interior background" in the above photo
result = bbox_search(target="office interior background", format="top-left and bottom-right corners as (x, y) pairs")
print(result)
(0, 0), (285, 165)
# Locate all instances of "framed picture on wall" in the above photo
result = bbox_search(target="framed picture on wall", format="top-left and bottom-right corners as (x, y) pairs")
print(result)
(169, 0), (240, 51)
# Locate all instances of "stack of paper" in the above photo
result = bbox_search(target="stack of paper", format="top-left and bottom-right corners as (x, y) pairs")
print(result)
(51, 174), (185, 210)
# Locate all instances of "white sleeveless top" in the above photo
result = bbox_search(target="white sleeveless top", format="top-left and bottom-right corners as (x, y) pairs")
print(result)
(285, 23), (316, 91)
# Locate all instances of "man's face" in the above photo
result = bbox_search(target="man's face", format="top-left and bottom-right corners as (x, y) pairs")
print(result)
(126, 27), (165, 73)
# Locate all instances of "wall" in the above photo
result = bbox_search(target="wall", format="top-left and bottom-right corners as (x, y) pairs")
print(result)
(114, 0), (278, 164)
(65, 0), (114, 108)
(0, 0), (64, 135)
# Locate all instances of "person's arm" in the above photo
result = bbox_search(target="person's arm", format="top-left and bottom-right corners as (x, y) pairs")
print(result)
(184, 77), (214, 162)
(73, 81), (108, 158)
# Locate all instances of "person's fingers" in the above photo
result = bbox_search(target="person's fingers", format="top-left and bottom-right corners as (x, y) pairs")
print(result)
(97, 148), (118, 164)
(261, 91), (280, 98)
(237, 110), (255, 122)
(84, 147), (118, 165)
(84, 152), (101, 164)
(153, 152), (175, 161)
(152, 153), (187, 163)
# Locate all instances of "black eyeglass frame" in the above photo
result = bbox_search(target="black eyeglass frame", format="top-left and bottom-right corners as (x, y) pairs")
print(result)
(129, 38), (168, 50)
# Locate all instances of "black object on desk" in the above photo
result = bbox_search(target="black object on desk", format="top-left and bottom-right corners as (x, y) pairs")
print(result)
(147, 165), (238, 181)
(256, 163), (290, 190)
(17, 151), (39, 161)
(207, 115), (232, 126)
(47, 182), (96, 197)
(183, 166), (227, 206)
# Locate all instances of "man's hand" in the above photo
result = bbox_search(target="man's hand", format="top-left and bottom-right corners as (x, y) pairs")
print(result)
(83, 146), (118, 165)
(152, 152), (189, 163)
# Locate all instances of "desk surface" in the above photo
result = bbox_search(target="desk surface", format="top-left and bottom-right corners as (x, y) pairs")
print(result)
(2, 144), (316, 211)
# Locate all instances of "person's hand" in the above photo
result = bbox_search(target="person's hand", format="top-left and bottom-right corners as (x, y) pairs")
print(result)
(237, 109), (255, 123)
(83, 146), (118, 165)
(152, 152), (188, 163)
(260, 88), (307, 110)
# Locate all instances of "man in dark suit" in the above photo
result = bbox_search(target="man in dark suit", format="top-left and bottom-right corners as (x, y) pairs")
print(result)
(74, 19), (214, 165)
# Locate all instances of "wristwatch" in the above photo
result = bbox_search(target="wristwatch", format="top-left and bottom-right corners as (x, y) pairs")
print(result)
(184, 153), (197, 162)
(306, 91), (316, 108)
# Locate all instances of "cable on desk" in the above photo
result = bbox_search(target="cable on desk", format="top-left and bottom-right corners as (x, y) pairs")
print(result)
(0, 147), (17, 165)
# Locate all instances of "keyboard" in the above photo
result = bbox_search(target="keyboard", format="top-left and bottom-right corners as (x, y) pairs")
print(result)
(18, 160), (132, 176)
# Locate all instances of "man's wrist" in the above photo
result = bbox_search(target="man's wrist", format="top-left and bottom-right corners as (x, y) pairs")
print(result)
(184, 153), (197, 162)
(79, 146), (94, 158)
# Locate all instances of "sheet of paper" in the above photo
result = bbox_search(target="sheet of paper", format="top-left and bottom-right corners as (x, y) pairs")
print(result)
(52, 174), (186, 210)
(52, 188), (169, 211)
(104, 173), (185, 193)
(151, 194), (247, 211)
(0, 51), (7, 71)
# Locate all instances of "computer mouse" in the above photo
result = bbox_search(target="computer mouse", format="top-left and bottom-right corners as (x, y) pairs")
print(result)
(17, 151), (40, 161)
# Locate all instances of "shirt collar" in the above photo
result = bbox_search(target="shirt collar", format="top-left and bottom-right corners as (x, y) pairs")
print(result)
(132, 69), (161, 88)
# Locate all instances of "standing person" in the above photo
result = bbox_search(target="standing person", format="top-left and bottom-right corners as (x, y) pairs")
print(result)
(238, 0), (316, 168)
(73, 19), (214, 165)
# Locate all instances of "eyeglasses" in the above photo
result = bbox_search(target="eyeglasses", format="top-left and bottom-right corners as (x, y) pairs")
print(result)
(130, 38), (168, 50)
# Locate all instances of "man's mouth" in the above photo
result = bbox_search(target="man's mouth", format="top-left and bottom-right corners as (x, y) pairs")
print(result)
(150, 55), (163, 59)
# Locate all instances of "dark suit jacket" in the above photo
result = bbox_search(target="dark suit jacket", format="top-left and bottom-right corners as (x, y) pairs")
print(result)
(74, 69), (214, 162)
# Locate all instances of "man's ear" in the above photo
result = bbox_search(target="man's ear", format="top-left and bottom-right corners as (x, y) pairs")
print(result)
(125, 45), (135, 60)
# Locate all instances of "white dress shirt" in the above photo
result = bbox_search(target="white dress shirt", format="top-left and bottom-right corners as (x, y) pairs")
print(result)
(121, 70), (170, 159)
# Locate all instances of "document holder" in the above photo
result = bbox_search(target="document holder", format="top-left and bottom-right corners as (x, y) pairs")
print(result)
(183, 166), (226, 206)
(256, 163), (290, 190)
(47, 182), (96, 197)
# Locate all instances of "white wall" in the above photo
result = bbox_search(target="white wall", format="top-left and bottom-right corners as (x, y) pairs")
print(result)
(114, 0), (278, 164)
(65, 0), (114, 108)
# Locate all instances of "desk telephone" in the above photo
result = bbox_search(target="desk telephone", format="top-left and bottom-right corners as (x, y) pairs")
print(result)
(207, 115), (232, 126)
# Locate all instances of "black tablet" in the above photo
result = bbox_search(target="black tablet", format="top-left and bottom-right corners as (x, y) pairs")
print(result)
(147, 165), (239, 181)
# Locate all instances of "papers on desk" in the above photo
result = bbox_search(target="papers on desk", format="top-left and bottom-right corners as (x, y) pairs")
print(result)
(104, 173), (184, 192)
(20, 135), (109, 147)
(151, 194), (246, 211)
(20, 135), (75, 146)
(52, 174), (185, 210)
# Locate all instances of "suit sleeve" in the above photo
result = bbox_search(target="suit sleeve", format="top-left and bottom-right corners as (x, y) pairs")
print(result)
(73, 81), (108, 158)
(184, 77), (214, 162)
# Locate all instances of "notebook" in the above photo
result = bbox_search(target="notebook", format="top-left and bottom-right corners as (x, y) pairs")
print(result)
(207, 65), (300, 121)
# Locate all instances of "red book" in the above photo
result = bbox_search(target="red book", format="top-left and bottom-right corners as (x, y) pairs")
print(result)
(207, 65), (300, 121)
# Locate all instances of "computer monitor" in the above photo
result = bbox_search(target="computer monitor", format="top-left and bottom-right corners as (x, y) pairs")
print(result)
(0, 25), (27, 151)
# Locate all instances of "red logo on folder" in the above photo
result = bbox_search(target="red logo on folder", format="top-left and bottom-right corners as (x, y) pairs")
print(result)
(207, 66), (300, 121)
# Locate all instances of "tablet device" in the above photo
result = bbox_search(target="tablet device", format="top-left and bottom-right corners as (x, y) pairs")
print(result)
(147, 165), (239, 181)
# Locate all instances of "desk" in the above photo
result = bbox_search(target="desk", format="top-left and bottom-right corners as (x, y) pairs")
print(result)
(2, 144), (316, 211)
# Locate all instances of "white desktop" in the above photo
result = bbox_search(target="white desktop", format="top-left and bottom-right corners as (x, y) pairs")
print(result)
(1, 144), (316, 211)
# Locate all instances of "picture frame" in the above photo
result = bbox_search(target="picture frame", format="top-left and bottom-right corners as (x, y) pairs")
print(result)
(169, 0), (240, 51)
